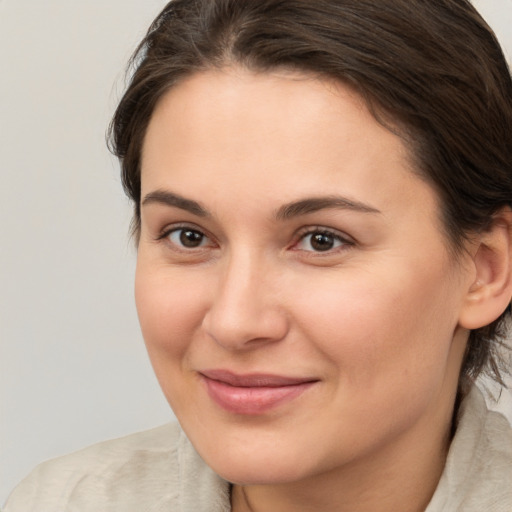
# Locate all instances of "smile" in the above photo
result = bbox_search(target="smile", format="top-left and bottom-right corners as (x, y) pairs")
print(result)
(200, 370), (319, 415)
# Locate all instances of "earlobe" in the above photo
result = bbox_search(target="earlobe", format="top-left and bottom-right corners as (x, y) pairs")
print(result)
(459, 208), (512, 330)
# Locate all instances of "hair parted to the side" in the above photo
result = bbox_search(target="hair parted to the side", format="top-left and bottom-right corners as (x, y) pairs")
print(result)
(108, 0), (512, 395)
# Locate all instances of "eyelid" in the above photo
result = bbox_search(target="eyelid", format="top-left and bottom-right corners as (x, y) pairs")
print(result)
(158, 221), (201, 238)
(154, 223), (354, 255)
(157, 222), (217, 248)
(291, 225), (355, 252)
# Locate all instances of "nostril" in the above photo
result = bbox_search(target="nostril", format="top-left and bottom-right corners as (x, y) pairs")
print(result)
(202, 303), (289, 351)
(201, 257), (289, 349)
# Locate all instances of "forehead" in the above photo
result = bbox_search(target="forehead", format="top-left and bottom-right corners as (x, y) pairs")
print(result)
(141, 68), (437, 225)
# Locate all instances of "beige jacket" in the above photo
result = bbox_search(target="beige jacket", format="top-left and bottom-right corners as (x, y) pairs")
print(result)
(4, 385), (512, 511)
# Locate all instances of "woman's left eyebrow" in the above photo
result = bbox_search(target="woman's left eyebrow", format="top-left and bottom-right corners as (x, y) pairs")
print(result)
(275, 196), (381, 220)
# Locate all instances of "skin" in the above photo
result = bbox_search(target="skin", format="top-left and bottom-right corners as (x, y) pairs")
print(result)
(136, 68), (478, 512)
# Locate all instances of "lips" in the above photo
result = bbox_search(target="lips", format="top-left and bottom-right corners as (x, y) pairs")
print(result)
(200, 369), (318, 415)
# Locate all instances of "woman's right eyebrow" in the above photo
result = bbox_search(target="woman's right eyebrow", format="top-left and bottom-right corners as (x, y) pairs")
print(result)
(141, 189), (209, 217)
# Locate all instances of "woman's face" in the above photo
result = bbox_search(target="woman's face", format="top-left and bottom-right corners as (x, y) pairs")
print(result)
(136, 68), (473, 485)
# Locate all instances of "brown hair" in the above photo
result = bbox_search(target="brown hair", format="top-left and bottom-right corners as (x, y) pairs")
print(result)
(109, 0), (512, 394)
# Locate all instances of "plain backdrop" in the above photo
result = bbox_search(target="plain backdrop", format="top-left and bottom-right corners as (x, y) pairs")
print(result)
(1, 0), (512, 504)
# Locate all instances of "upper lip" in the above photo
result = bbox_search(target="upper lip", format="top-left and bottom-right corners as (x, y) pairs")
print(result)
(200, 369), (318, 387)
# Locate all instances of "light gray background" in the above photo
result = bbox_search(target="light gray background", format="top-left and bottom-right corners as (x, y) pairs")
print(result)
(1, 0), (511, 504)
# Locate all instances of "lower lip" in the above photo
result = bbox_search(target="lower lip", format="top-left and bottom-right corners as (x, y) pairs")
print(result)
(202, 377), (316, 415)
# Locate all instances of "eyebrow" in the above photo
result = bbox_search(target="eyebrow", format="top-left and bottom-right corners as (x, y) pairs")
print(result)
(141, 189), (381, 219)
(275, 196), (381, 220)
(141, 190), (209, 217)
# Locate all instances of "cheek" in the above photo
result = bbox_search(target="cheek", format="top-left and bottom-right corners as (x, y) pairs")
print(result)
(292, 262), (460, 398)
(134, 261), (207, 368)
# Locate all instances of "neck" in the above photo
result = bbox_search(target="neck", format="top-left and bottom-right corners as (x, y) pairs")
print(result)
(231, 406), (452, 512)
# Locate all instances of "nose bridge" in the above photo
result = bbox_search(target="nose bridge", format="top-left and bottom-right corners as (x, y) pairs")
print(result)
(203, 245), (288, 349)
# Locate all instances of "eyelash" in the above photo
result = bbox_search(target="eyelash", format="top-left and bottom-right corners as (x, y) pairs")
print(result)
(157, 223), (215, 250)
(157, 224), (354, 256)
(292, 226), (354, 254)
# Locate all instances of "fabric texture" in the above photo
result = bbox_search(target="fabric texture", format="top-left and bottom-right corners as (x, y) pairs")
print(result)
(425, 385), (512, 512)
(4, 385), (511, 512)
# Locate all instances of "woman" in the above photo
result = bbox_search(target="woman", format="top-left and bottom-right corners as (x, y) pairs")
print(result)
(5, 0), (512, 511)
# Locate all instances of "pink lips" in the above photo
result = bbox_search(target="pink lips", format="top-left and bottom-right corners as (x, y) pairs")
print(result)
(200, 369), (318, 415)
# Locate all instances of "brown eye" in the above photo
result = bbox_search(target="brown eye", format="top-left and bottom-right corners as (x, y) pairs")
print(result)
(296, 229), (348, 252)
(180, 229), (204, 247)
(168, 228), (207, 248)
(310, 232), (335, 251)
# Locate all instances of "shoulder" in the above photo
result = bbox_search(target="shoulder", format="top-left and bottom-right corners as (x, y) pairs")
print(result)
(3, 423), (184, 512)
(427, 385), (512, 512)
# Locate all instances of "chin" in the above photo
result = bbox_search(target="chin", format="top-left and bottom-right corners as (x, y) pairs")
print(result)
(213, 459), (310, 486)
(193, 434), (318, 485)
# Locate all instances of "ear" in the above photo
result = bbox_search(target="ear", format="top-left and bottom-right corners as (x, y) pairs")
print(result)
(458, 207), (512, 330)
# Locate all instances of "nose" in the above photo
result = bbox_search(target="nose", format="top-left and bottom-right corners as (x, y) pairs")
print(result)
(202, 250), (289, 351)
